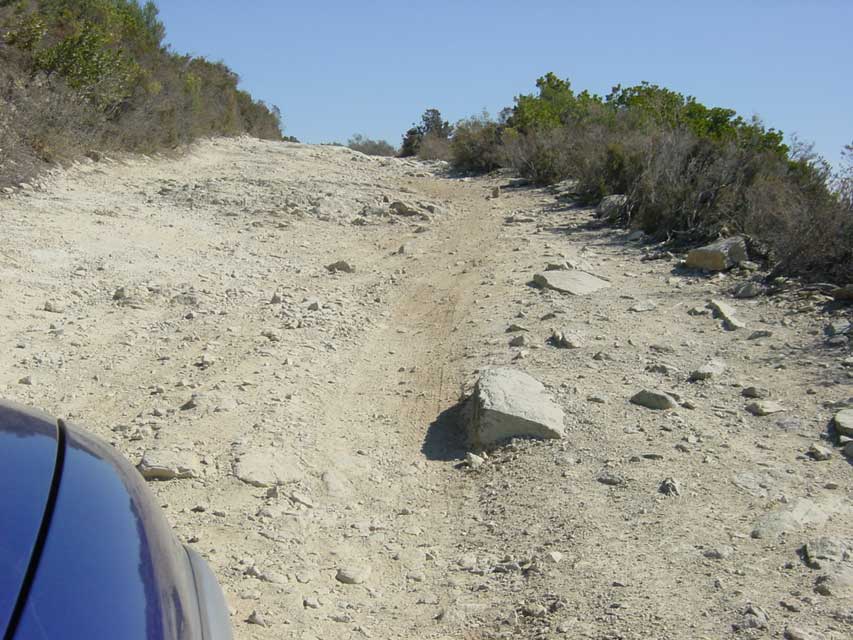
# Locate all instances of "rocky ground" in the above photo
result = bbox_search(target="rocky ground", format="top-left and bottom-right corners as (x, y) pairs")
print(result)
(1, 136), (851, 640)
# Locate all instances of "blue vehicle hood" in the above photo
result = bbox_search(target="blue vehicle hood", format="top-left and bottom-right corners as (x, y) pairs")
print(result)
(0, 401), (207, 640)
(0, 403), (60, 639)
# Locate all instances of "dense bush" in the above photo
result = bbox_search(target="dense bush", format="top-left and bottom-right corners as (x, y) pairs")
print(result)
(399, 108), (452, 158)
(446, 73), (852, 283)
(449, 112), (503, 172)
(347, 134), (396, 156)
(0, 0), (283, 187)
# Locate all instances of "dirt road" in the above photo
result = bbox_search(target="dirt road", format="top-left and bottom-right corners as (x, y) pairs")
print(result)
(2, 137), (851, 639)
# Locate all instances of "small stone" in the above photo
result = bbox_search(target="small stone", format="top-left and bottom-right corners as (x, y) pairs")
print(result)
(465, 452), (485, 469)
(703, 545), (734, 560)
(544, 551), (564, 564)
(707, 299), (745, 330)
(742, 386), (770, 399)
(336, 565), (370, 585)
(733, 604), (769, 631)
(745, 400), (786, 416)
(630, 389), (678, 410)
(689, 359), (726, 381)
(659, 477), (681, 496)
(43, 300), (65, 313)
(457, 553), (477, 570)
(509, 334), (529, 347)
(548, 330), (582, 349)
(826, 335), (848, 347)
(522, 603), (548, 618)
(326, 260), (355, 273)
(137, 449), (201, 480)
(807, 444), (832, 461)
(826, 320), (851, 336)
(246, 610), (268, 627)
(389, 201), (421, 216)
(629, 300), (657, 312)
(270, 291), (282, 304)
(784, 627), (821, 640)
(180, 394), (203, 410)
(261, 329), (281, 342)
(18, 375), (33, 386)
(733, 282), (764, 298)
(506, 323), (528, 333)
(597, 471), (624, 486)
(748, 330), (773, 340)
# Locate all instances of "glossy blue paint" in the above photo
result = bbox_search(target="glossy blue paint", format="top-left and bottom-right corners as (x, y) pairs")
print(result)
(0, 403), (59, 639)
(13, 421), (203, 640)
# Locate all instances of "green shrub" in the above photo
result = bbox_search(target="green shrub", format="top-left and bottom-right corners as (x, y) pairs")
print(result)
(347, 134), (396, 156)
(449, 113), (502, 172)
(448, 72), (853, 283)
(0, 0), (283, 187)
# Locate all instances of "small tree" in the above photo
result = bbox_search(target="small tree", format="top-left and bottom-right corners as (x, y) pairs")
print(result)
(399, 108), (452, 157)
(837, 140), (853, 209)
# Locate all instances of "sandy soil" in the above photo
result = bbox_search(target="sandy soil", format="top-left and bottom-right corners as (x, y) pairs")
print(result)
(2, 137), (851, 640)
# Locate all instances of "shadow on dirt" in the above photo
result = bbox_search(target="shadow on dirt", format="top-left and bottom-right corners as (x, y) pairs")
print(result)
(421, 400), (468, 461)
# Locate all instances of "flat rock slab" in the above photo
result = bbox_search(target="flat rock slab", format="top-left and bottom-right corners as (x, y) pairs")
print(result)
(751, 497), (844, 540)
(233, 449), (303, 487)
(138, 449), (201, 480)
(708, 299), (746, 330)
(746, 400), (786, 416)
(533, 271), (609, 296)
(467, 367), (565, 449)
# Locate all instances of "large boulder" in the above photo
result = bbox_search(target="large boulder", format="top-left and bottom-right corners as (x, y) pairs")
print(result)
(833, 409), (853, 437)
(467, 368), (565, 449)
(596, 194), (628, 220)
(533, 271), (609, 296)
(686, 236), (748, 271)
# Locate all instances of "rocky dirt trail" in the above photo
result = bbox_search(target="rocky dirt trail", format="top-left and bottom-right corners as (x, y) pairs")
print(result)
(2, 137), (852, 640)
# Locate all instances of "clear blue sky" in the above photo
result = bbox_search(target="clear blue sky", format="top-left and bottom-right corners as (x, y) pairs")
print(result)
(157, 1), (852, 164)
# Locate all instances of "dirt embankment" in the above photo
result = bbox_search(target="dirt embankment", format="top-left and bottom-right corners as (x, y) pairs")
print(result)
(1, 137), (851, 640)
